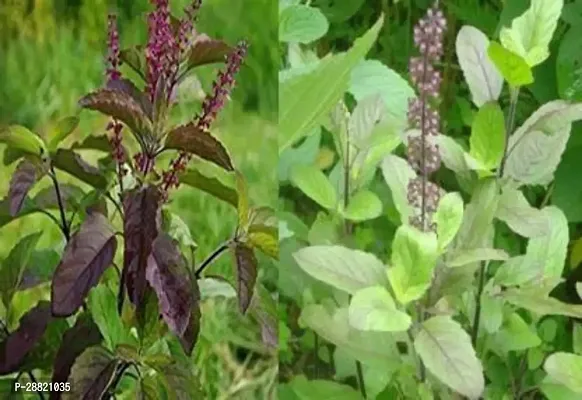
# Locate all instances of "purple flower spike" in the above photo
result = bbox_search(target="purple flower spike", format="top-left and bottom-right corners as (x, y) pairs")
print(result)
(160, 42), (248, 198)
(106, 14), (121, 83)
(197, 41), (248, 131)
(179, 0), (203, 51)
(406, 2), (446, 232)
(145, 0), (180, 101)
(105, 14), (125, 168)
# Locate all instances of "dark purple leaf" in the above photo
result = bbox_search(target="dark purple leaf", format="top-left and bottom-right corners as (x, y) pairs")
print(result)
(184, 35), (233, 71)
(232, 243), (258, 314)
(106, 78), (152, 118)
(0, 196), (36, 229)
(50, 314), (102, 400)
(78, 88), (153, 137)
(65, 346), (118, 400)
(51, 212), (117, 317)
(146, 234), (200, 354)
(8, 160), (40, 217)
(165, 122), (234, 171)
(180, 168), (238, 206)
(249, 285), (277, 352)
(51, 149), (108, 190)
(123, 186), (161, 308)
(119, 46), (146, 80)
(0, 301), (52, 374)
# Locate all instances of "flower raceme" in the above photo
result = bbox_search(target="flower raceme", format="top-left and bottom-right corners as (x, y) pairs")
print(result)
(161, 41), (248, 195)
(406, 2), (446, 231)
(92, 0), (247, 198)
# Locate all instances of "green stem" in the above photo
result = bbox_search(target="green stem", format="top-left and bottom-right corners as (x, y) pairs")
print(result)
(498, 87), (520, 178)
(473, 87), (520, 347)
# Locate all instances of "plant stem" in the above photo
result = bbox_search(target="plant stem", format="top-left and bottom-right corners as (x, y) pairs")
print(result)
(105, 361), (131, 398)
(471, 261), (488, 347)
(355, 360), (367, 398)
(498, 87), (520, 178)
(49, 165), (70, 242)
(473, 87), (520, 347)
(194, 241), (231, 278)
(342, 126), (366, 398)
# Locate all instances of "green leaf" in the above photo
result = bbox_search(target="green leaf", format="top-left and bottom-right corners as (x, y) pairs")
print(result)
(495, 207), (567, 287)
(236, 171), (250, 227)
(280, 376), (362, 400)
(179, 167), (238, 207)
(279, 5), (329, 44)
(88, 285), (134, 351)
(62, 346), (118, 400)
(342, 190), (382, 222)
(540, 378), (582, 400)
(499, 0), (563, 67)
(47, 116), (80, 151)
(380, 155), (416, 224)
(293, 245), (387, 294)
(434, 192), (464, 252)
(504, 101), (582, 186)
(487, 41), (533, 86)
(0, 125), (47, 158)
(0, 232), (42, 308)
(279, 15), (383, 151)
(388, 225), (438, 304)
(51, 149), (109, 190)
(348, 286), (411, 332)
(448, 248), (509, 268)
(454, 178), (499, 251)
(414, 316), (484, 399)
(455, 26), (503, 107)
(349, 60), (415, 129)
(552, 142), (582, 222)
(557, 24), (582, 101)
(544, 352), (582, 393)
(495, 186), (549, 237)
(468, 102), (505, 171)
(348, 95), (385, 149)
(574, 323), (582, 355)
(493, 313), (541, 353)
(248, 224), (278, 259)
(315, 0), (365, 23)
(501, 287), (582, 318)
(198, 277), (236, 299)
(161, 210), (197, 250)
(299, 305), (401, 368)
(290, 164), (337, 210)
(153, 360), (203, 399)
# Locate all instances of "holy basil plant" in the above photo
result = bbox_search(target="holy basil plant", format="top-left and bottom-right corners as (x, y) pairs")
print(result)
(282, 0), (582, 398)
(0, 0), (276, 398)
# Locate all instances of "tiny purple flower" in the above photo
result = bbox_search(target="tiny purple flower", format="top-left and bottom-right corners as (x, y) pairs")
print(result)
(406, 2), (446, 231)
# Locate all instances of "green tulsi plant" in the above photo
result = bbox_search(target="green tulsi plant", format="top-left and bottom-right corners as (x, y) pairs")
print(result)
(279, 0), (582, 398)
(0, 0), (277, 398)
